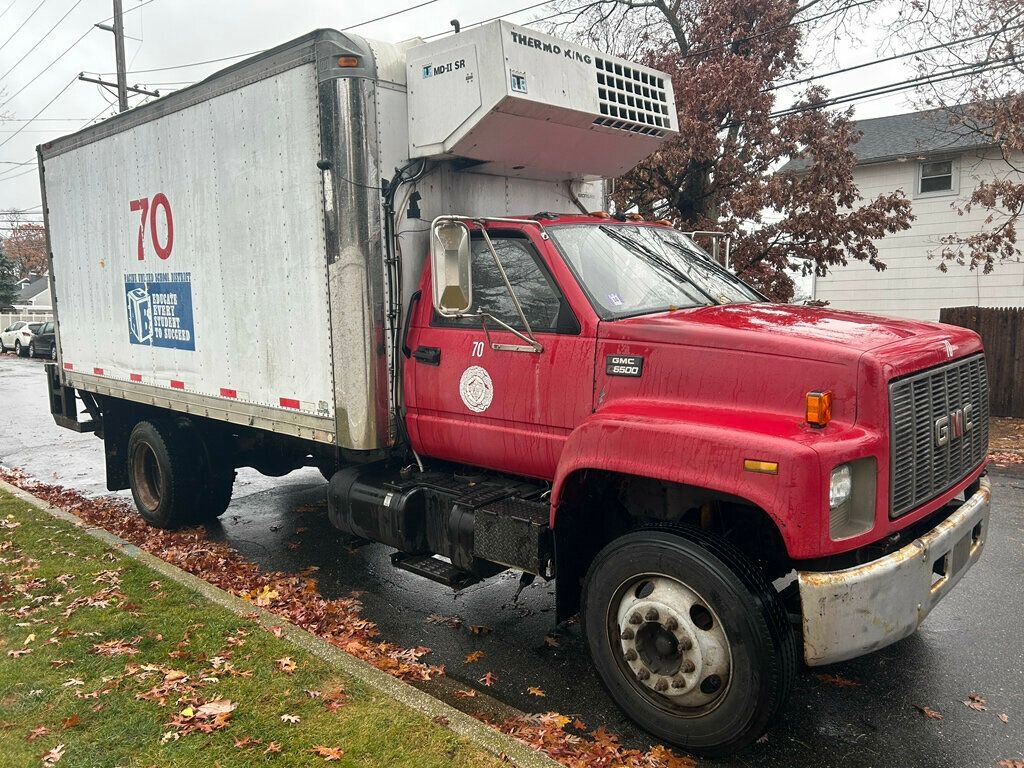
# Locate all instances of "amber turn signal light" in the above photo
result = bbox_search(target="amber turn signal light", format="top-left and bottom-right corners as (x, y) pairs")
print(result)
(743, 459), (779, 475)
(337, 56), (361, 67)
(806, 390), (833, 427)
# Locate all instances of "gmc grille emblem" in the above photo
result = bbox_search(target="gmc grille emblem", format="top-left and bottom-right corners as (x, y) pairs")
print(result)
(935, 404), (973, 447)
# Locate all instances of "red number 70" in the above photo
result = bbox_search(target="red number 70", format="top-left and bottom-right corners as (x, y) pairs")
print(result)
(130, 193), (174, 260)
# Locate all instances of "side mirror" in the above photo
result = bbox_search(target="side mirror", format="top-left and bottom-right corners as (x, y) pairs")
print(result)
(430, 219), (472, 316)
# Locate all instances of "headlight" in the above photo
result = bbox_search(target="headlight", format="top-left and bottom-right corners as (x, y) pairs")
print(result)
(829, 464), (852, 509)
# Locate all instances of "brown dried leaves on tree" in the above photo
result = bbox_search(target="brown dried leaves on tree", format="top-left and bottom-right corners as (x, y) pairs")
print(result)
(557, 0), (914, 301)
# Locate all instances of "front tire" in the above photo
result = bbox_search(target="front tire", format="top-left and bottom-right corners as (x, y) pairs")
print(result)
(14, 340), (23, 357)
(28, 341), (35, 358)
(582, 528), (796, 757)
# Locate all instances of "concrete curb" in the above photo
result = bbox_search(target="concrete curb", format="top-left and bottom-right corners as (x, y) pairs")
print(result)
(0, 478), (560, 768)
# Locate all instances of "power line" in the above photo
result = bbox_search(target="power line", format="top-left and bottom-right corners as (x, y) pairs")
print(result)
(96, 0), (158, 25)
(771, 21), (1024, 92)
(770, 56), (1017, 119)
(342, 0), (442, 31)
(0, 78), (76, 150)
(0, 0), (45, 54)
(0, 0), (18, 22)
(0, 0), (88, 83)
(0, 27), (94, 110)
(424, 0), (552, 39)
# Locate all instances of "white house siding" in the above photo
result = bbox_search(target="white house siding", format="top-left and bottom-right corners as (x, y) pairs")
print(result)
(812, 148), (1024, 320)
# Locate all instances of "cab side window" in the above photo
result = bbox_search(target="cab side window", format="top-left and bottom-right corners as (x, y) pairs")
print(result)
(434, 237), (578, 334)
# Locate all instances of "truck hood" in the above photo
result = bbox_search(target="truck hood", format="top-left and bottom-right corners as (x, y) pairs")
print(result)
(599, 303), (970, 360)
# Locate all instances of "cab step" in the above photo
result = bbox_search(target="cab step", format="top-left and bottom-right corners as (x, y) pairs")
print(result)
(390, 552), (480, 590)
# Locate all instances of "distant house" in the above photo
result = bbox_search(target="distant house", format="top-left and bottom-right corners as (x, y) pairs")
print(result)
(12, 274), (52, 312)
(782, 107), (1024, 320)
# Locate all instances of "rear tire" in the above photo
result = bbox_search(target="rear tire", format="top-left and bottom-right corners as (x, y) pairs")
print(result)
(128, 420), (201, 528)
(28, 341), (35, 358)
(582, 527), (796, 757)
(15, 340), (23, 357)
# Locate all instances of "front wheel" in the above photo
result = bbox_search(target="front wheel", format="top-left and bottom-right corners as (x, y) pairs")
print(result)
(582, 528), (796, 757)
(14, 340), (23, 357)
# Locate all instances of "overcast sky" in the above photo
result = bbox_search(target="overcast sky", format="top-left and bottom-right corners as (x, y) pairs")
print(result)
(0, 0), (917, 215)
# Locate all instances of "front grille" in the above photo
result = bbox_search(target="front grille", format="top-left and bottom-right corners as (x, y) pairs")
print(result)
(889, 354), (989, 517)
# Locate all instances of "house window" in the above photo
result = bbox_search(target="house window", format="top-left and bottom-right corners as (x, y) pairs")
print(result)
(919, 160), (954, 194)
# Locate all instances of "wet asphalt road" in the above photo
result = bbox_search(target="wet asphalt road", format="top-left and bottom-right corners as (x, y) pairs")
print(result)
(1, 353), (1023, 767)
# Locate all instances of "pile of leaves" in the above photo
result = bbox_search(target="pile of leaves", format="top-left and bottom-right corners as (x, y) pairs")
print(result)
(0, 468), (697, 768)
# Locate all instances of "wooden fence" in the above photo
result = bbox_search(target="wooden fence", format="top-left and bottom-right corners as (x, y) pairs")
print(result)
(939, 306), (1024, 418)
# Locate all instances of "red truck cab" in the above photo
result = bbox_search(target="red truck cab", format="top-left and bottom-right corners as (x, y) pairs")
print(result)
(401, 213), (990, 753)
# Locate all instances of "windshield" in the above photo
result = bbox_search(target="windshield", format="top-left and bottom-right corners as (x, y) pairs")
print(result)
(548, 224), (762, 319)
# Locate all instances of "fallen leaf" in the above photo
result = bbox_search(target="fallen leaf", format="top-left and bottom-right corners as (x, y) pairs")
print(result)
(41, 744), (65, 765)
(276, 657), (297, 674)
(280, 714), (300, 724)
(196, 700), (237, 717)
(270, 626), (284, 638)
(543, 634), (560, 648)
(310, 745), (345, 761)
(426, 614), (462, 629)
(648, 745), (697, 767)
(7, 648), (31, 658)
(468, 625), (492, 635)
(432, 715), (450, 726)
(264, 742), (282, 754)
(998, 761), (1024, 768)
(60, 714), (80, 729)
(999, 713), (1009, 724)
(234, 736), (262, 749)
(815, 673), (861, 688)
(62, 679), (84, 688)
(305, 690), (322, 699)
(913, 704), (943, 720)
(464, 650), (484, 664)
(527, 686), (546, 697)
(963, 692), (987, 712)
(26, 725), (49, 742)
(23, 633), (35, 646)
(479, 672), (496, 687)
(454, 688), (477, 699)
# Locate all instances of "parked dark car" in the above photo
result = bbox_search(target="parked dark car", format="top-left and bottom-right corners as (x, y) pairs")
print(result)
(28, 320), (56, 359)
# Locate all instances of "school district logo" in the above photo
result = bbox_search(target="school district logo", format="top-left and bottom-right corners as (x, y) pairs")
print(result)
(124, 272), (196, 351)
(459, 365), (493, 413)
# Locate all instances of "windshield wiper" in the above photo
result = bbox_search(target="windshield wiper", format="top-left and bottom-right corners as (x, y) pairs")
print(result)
(599, 225), (720, 306)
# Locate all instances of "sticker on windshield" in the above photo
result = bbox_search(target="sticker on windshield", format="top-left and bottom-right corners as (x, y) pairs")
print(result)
(459, 365), (493, 413)
(608, 292), (624, 307)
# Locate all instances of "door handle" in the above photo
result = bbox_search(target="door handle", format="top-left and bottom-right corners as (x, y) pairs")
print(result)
(412, 345), (441, 366)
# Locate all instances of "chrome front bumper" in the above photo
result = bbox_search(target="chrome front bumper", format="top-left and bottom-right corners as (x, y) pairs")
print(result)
(798, 476), (991, 666)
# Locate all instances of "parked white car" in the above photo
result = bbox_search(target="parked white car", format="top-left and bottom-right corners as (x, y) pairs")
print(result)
(1, 321), (43, 356)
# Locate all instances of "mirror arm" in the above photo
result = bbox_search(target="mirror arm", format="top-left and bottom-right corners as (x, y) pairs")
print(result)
(478, 313), (543, 353)
(476, 225), (542, 352)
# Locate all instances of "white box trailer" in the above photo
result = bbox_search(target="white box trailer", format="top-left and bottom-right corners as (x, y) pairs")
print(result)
(40, 24), (674, 457)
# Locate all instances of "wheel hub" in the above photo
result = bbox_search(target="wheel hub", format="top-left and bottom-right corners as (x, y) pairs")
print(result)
(616, 576), (731, 706)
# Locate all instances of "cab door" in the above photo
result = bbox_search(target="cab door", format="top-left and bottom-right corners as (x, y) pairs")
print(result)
(405, 229), (595, 480)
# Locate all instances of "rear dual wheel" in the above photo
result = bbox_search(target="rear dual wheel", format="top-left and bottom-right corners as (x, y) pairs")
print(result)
(128, 420), (235, 528)
(582, 528), (796, 757)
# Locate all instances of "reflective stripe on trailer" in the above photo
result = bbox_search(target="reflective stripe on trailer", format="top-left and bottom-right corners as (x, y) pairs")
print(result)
(279, 397), (300, 409)
(63, 362), (73, 370)
(130, 373), (142, 382)
(170, 380), (185, 390)
(220, 388), (237, 398)
(93, 367), (104, 375)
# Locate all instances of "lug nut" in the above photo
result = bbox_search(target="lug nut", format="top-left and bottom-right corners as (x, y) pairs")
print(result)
(664, 617), (678, 631)
(628, 611), (643, 625)
(645, 608), (660, 622)
(671, 675), (687, 689)
(680, 659), (695, 673)
(637, 668), (650, 681)
(654, 678), (669, 692)
(678, 636), (693, 651)
(620, 628), (634, 640)
(624, 649), (637, 662)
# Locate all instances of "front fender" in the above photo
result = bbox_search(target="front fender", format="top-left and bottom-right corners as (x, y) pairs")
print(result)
(551, 402), (833, 558)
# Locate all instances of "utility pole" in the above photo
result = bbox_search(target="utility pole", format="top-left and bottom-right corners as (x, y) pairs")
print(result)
(111, 0), (128, 112)
(90, 0), (159, 111)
